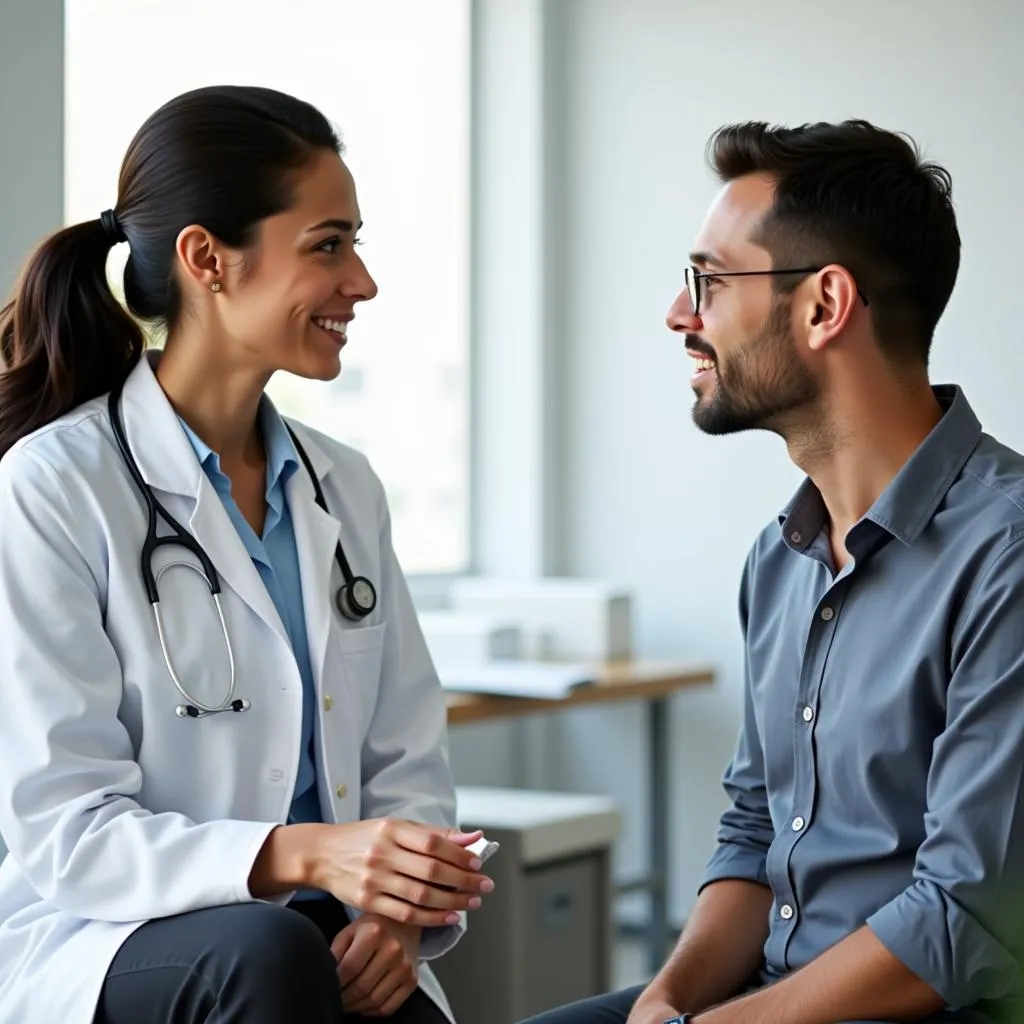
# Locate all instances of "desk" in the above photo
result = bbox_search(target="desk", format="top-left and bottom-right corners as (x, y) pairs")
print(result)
(446, 661), (715, 972)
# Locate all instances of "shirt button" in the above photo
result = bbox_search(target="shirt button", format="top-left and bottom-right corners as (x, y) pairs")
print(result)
(802, 706), (814, 723)
(790, 531), (802, 544)
(820, 606), (834, 621)
(323, 695), (334, 711)
(792, 816), (805, 832)
(780, 904), (795, 920)
(336, 783), (348, 799)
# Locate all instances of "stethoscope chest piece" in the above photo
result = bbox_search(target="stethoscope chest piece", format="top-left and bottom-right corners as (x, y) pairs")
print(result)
(337, 576), (377, 621)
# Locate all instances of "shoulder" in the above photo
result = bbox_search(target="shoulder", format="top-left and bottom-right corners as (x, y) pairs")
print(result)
(952, 432), (1024, 534)
(0, 394), (114, 500)
(283, 418), (377, 480)
(282, 417), (388, 511)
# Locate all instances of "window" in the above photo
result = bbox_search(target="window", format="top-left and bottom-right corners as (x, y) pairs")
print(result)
(64, 0), (472, 574)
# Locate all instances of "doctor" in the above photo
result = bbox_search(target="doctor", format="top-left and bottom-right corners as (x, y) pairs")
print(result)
(0, 84), (491, 1024)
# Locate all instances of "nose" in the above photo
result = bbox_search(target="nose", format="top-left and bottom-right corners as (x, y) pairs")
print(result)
(666, 288), (701, 333)
(341, 251), (379, 304)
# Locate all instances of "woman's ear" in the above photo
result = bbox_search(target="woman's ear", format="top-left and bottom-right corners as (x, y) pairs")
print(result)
(175, 224), (227, 293)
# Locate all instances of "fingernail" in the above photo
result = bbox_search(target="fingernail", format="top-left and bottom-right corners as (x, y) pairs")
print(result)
(479, 879), (495, 894)
(469, 857), (482, 870)
(446, 912), (460, 924)
(469, 896), (482, 909)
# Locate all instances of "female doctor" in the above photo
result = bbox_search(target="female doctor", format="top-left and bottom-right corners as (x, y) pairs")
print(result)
(0, 85), (492, 1024)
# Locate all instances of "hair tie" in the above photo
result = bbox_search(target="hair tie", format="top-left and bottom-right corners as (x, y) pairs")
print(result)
(99, 209), (127, 245)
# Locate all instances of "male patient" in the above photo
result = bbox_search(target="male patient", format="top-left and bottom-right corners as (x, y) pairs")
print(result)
(522, 120), (1024, 1024)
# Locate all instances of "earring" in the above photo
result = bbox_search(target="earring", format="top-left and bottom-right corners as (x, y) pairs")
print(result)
(210, 282), (222, 293)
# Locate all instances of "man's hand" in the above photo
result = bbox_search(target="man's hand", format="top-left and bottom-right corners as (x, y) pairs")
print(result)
(331, 913), (422, 1017)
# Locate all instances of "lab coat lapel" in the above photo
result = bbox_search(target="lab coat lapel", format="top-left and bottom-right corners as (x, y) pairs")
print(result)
(117, 352), (289, 646)
(284, 426), (342, 697)
(186, 478), (289, 645)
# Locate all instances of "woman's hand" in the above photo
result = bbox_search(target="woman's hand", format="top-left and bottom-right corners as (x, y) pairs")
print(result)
(332, 914), (421, 1017)
(309, 818), (493, 927)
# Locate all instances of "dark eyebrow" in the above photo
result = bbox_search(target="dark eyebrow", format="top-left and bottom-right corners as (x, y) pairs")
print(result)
(689, 250), (728, 270)
(307, 218), (362, 234)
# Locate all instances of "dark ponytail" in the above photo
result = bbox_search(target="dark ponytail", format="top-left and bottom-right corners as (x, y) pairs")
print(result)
(0, 84), (342, 459)
(0, 220), (144, 458)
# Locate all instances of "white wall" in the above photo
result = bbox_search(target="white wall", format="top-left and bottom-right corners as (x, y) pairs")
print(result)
(0, 0), (63, 294)
(542, 0), (1024, 926)
(0, 0), (63, 862)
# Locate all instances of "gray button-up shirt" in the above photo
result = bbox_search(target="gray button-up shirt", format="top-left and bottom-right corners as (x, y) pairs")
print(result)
(701, 386), (1024, 1021)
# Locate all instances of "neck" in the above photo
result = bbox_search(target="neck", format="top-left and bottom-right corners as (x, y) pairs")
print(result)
(155, 332), (271, 467)
(785, 374), (943, 541)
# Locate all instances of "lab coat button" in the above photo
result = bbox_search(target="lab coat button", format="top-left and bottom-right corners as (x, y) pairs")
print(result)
(336, 783), (347, 799)
(323, 695), (334, 711)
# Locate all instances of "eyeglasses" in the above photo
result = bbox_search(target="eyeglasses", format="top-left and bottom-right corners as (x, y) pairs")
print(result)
(684, 264), (868, 315)
(684, 265), (823, 317)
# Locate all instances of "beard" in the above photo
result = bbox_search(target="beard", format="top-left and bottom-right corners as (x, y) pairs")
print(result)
(691, 298), (819, 436)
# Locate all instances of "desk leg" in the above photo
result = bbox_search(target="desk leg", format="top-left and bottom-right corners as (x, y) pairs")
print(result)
(648, 695), (670, 973)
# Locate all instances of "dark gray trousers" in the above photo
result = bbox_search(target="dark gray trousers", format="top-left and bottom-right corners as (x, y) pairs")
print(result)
(93, 898), (448, 1024)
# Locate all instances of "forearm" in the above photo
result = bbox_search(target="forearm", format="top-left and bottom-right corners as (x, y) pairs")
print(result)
(640, 879), (773, 1014)
(695, 925), (944, 1024)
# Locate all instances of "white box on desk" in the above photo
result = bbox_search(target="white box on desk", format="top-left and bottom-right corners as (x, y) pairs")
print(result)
(417, 610), (523, 667)
(449, 577), (633, 662)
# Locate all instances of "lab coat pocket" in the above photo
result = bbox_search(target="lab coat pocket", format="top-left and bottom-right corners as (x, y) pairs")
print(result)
(333, 621), (387, 735)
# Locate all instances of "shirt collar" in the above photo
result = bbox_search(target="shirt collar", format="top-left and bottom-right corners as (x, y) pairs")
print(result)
(177, 396), (300, 498)
(258, 396), (300, 496)
(779, 384), (983, 549)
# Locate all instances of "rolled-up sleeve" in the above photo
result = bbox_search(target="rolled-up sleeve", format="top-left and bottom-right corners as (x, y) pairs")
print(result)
(867, 534), (1024, 1009)
(700, 552), (774, 892)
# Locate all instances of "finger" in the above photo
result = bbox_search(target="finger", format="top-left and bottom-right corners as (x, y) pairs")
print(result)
(338, 925), (380, 987)
(448, 828), (484, 846)
(389, 821), (486, 871)
(342, 936), (399, 1004)
(330, 924), (356, 964)
(389, 871), (484, 914)
(389, 846), (493, 898)
(364, 893), (465, 930)
(346, 967), (411, 1016)
(375, 978), (419, 1018)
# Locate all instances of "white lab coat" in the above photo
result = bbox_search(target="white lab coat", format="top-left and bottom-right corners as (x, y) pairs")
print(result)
(0, 352), (464, 1023)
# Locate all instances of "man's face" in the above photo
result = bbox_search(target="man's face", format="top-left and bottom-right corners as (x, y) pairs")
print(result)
(665, 173), (818, 436)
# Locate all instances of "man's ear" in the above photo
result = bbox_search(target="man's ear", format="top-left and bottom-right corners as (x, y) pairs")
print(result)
(804, 265), (860, 352)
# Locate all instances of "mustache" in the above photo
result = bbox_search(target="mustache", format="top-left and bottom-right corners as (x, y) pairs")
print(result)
(685, 334), (717, 361)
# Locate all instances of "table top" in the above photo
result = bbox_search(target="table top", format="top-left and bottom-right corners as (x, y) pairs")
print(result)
(445, 660), (715, 725)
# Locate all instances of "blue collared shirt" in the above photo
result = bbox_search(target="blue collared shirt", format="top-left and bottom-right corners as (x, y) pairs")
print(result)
(702, 386), (1024, 1021)
(177, 401), (323, 833)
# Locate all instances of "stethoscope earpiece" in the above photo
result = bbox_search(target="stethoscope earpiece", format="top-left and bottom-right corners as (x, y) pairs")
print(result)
(174, 697), (251, 719)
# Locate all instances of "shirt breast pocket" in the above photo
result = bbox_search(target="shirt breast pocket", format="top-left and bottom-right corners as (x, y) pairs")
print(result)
(331, 621), (387, 733)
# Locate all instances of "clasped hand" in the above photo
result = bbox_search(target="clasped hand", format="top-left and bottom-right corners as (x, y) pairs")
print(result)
(312, 818), (495, 928)
(332, 913), (421, 1017)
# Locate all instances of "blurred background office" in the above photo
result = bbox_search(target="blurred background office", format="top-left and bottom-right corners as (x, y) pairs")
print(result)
(3, 0), (1024, 1010)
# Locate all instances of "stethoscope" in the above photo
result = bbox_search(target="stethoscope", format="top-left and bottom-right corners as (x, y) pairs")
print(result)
(108, 384), (378, 719)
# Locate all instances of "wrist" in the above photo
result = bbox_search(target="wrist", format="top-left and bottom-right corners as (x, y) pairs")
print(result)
(249, 824), (324, 895)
